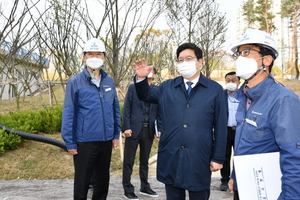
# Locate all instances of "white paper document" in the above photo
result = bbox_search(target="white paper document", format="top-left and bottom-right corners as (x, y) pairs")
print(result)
(234, 152), (282, 200)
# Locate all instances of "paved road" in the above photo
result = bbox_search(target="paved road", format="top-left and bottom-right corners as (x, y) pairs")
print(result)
(0, 177), (233, 200)
(0, 154), (234, 199)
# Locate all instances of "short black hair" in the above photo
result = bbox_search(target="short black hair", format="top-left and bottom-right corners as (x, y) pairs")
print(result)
(176, 43), (203, 60)
(254, 44), (275, 59)
(225, 71), (240, 80)
(83, 52), (106, 57)
(152, 67), (157, 74)
(147, 64), (157, 74)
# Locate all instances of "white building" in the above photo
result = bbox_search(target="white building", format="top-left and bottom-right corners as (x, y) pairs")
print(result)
(0, 41), (49, 101)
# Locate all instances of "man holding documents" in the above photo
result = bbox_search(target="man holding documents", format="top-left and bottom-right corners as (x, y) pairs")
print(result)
(229, 29), (300, 200)
(122, 66), (160, 199)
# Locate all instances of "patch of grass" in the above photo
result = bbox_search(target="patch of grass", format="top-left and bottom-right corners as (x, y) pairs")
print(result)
(0, 132), (74, 180)
(20, 160), (35, 170)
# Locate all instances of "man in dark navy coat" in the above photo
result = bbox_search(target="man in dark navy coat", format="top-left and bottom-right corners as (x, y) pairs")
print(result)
(133, 43), (227, 200)
(122, 67), (160, 200)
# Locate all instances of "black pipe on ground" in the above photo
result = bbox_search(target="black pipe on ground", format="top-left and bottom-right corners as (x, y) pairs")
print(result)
(0, 123), (66, 150)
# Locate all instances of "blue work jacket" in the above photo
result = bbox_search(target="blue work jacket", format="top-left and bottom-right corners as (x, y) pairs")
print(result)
(232, 75), (300, 199)
(135, 74), (227, 191)
(61, 67), (121, 150)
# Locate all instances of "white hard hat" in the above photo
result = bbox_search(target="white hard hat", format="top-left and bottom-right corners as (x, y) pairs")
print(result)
(231, 29), (278, 58)
(83, 38), (106, 53)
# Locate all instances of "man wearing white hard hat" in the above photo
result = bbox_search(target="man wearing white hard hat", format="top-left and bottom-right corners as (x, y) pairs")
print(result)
(228, 29), (300, 200)
(61, 38), (121, 200)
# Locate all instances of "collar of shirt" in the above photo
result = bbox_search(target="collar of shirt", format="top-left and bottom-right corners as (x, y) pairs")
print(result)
(91, 76), (101, 87)
(227, 95), (239, 127)
(183, 76), (199, 90)
(227, 94), (239, 104)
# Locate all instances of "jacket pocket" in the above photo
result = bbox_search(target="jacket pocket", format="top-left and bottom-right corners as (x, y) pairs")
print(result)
(102, 85), (114, 103)
(244, 113), (265, 141)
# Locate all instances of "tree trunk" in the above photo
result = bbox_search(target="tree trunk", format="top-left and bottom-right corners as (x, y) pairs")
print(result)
(292, 12), (299, 79)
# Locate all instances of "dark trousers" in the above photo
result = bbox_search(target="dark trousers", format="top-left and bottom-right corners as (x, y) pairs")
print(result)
(73, 141), (112, 200)
(220, 127), (236, 184)
(165, 185), (210, 200)
(122, 126), (153, 194)
(234, 191), (240, 200)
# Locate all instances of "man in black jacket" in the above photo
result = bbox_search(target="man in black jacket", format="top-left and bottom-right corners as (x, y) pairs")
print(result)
(122, 66), (160, 200)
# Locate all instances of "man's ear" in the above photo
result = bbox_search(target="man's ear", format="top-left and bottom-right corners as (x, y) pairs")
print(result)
(198, 58), (203, 65)
(263, 55), (273, 67)
(263, 55), (274, 73)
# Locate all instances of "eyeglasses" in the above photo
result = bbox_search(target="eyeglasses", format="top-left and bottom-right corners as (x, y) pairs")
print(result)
(176, 56), (197, 63)
(233, 48), (262, 60)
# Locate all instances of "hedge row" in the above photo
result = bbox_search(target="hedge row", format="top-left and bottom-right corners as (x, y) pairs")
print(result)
(0, 103), (124, 154)
(0, 105), (63, 154)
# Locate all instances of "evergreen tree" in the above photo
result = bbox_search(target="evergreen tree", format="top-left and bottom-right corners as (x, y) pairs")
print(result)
(242, 0), (276, 33)
(281, 0), (300, 78)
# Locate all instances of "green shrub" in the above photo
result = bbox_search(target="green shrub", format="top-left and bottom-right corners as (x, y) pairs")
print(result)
(0, 106), (63, 154)
(38, 106), (62, 133)
(0, 103), (123, 154)
(0, 128), (24, 154)
(0, 106), (62, 134)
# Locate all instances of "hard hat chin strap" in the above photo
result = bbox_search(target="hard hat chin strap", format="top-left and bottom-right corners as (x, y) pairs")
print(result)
(244, 56), (267, 84)
(244, 65), (266, 85)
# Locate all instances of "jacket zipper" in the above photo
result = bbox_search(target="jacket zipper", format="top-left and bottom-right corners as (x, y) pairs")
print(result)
(98, 81), (107, 141)
(236, 98), (257, 151)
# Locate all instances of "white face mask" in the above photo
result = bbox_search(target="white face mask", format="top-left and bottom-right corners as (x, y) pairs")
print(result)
(86, 57), (104, 70)
(235, 56), (261, 80)
(225, 83), (238, 92)
(177, 61), (198, 78)
(147, 72), (153, 78)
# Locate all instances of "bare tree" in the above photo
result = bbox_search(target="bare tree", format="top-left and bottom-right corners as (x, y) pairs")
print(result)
(165, 0), (229, 78)
(0, 0), (48, 111)
(79, 0), (163, 87)
(194, 1), (229, 78)
(165, 0), (205, 44)
(132, 28), (175, 84)
(31, 0), (84, 94)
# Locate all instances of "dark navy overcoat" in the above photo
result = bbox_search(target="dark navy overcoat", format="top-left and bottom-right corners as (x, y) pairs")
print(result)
(135, 74), (227, 191)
